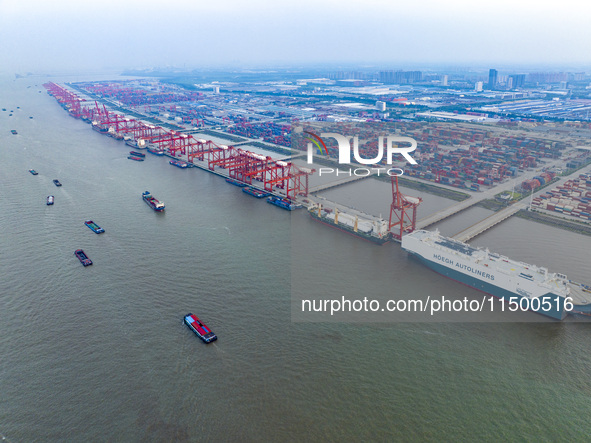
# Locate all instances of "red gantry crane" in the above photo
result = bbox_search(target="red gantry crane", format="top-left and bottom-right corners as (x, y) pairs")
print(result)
(389, 176), (422, 241)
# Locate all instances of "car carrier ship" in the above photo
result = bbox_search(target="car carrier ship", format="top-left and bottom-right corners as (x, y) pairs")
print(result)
(401, 230), (591, 320)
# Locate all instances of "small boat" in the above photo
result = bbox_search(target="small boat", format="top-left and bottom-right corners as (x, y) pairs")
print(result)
(74, 249), (92, 266)
(29, 169), (38, 175)
(84, 220), (105, 234)
(47, 195), (54, 205)
(169, 160), (188, 168)
(242, 187), (270, 198)
(128, 156), (144, 161)
(53, 179), (62, 187)
(129, 151), (145, 157)
(226, 178), (247, 187)
(142, 191), (165, 211)
(183, 313), (217, 343)
(11, 129), (17, 135)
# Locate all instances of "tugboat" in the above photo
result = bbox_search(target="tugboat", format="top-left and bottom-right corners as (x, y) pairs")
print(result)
(53, 179), (62, 187)
(183, 313), (217, 343)
(11, 129), (17, 135)
(74, 249), (92, 266)
(29, 169), (38, 175)
(142, 191), (165, 211)
(46, 195), (54, 205)
(84, 220), (105, 234)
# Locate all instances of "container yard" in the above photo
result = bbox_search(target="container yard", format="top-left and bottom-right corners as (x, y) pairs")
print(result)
(529, 173), (591, 222)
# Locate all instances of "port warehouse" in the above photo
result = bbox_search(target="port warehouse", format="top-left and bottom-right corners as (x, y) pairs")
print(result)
(59, 79), (591, 196)
(530, 173), (591, 221)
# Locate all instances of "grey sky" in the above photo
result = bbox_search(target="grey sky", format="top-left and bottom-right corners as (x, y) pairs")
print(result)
(1, 0), (589, 72)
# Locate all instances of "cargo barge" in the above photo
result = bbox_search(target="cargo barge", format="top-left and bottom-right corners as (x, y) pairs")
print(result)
(242, 187), (270, 198)
(128, 156), (144, 161)
(183, 313), (217, 343)
(267, 195), (300, 211)
(169, 160), (188, 168)
(226, 178), (247, 187)
(84, 220), (105, 234)
(74, 249), (92, 266)
(309, 205), (391, 245)
(401, 230), (591, 320)
(129, 151), (145, 157)
(53, 179), (62, 187)
(126, 139), (146, 149)
(142, 191), (165, 211)
(29, 169), (38, 175)
(147, 147), (165, 156)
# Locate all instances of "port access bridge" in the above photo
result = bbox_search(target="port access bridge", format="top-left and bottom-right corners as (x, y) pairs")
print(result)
(410, 157), (565, 232)
(449, 163), (591, 242)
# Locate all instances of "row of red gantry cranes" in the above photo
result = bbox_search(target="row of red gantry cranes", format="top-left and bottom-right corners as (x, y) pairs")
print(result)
(42, 82), (421, 240)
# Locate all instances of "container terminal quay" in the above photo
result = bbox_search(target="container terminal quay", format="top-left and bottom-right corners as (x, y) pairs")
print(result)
(38, 80), (591, 319)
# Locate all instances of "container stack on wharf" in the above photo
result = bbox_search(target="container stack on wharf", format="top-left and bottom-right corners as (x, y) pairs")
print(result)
(529, 173), (591, 221)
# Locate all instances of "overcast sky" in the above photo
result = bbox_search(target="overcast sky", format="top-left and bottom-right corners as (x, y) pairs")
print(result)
(0, 0), (589, 73)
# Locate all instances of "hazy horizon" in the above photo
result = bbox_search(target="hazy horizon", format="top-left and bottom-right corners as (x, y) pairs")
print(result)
(1, 0), (590, 74)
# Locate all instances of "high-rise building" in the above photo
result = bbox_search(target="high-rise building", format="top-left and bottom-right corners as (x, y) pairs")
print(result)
(572, 72), (586, 81)
(379, 70), (423, 84)
(442, 75), (448, 86)
(527, 72), (568, 84)
(376, 101), (386, 112)
(509, 74), (526, 89)
(475, 81), (483, 92)
(488, 69), (498, 89)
